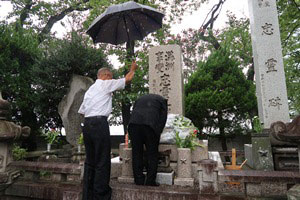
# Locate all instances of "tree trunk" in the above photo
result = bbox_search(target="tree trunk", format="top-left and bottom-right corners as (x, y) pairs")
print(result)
(218, 111), (230, 163)
(21, 109), (39, 151)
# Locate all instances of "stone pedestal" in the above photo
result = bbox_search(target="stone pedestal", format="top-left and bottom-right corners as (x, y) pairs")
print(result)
(156, 171), (174, 185)
(198, 159), (218, 194)
(174, 148), (194, 187)
(0, 142), (12, 173)
(118, 148), (134, 183)
(245, 131), (274, 171)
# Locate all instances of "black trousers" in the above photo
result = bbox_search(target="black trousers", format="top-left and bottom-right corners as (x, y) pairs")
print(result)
(82, 116), (112, 200)
(128, 124), (160, 185)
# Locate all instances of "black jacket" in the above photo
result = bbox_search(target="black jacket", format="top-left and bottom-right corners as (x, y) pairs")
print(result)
(129, 94), (168, 135)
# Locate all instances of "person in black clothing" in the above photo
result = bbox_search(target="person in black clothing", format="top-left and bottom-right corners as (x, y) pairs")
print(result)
(128, 94), (168, 186)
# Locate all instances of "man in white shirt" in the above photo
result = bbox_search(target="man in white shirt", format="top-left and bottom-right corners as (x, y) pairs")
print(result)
(78, 61), (137, 200)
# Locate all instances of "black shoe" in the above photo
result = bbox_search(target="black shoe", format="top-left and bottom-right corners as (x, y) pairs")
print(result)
(145, 182), (160, 186)
(134, 177), (145, 185)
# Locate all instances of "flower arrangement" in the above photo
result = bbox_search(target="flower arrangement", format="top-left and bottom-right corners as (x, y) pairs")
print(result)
(253, 116), (263, 133)
(43, 129), (60, 145)
(175, 129), (204, 150)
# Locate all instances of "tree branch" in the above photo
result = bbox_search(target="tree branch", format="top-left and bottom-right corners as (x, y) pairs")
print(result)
(283, 23), (299, 48)
(199, 0), (225, 50)
(16, 0), (34, 31)
(290, 0), (300, 12)
(38, 2), (91, 43)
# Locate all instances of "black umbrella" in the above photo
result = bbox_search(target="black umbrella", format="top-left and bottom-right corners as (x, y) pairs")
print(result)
(86, 1), (164, 45)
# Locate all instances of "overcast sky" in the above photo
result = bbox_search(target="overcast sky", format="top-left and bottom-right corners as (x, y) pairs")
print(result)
(0, 0), (249, 36)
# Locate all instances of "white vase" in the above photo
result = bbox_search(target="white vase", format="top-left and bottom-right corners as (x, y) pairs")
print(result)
(78, 145), (82, 153)
(47, 143), (51, 152)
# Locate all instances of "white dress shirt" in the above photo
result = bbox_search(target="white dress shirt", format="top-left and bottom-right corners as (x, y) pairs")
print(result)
(78, 78), (125, 117)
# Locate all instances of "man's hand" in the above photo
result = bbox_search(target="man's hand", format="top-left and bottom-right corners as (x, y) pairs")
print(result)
(130, 60), (138, 71)
(125, 61), (138, 84)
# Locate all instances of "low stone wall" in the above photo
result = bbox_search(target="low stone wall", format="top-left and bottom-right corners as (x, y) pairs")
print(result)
(9, 161), (82, 183)
(3, 179), (241, 200)
(217, 170), (300, 199)
(3, 160), (300, 199)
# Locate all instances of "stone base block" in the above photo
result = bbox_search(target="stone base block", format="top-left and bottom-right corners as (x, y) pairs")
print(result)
(244, 144), (253, 168)
(156, 171), (174, 185)
(63, 191), (81, 200)
(218, 182), (245, 194)
(246, 183), (261, 197)
(170, 162), (199, 183)
(118, 176), (134, 184)
(174, 177), (194, 187)
(111, 162), (122, 178)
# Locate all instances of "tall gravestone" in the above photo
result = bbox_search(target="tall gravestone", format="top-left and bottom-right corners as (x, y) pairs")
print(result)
(58, 75), (93, 146)
(149, 45), (184, 115)
(248, 0), (290, 129)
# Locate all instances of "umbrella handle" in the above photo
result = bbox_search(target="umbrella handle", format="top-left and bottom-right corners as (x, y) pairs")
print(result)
(126, 40), (135, 60)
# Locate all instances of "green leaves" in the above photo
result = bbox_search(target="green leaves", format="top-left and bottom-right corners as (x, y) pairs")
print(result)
(12, 144), (28, 161)
(277, 0), (300, 115)
(253, 116), (263, 134)
(175, 130), (204, 150)
(185, 49), (257, 137)
(43, 130), (60, 145)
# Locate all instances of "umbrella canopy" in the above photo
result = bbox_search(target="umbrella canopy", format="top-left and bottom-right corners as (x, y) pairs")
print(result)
(86, 1), (164, 45)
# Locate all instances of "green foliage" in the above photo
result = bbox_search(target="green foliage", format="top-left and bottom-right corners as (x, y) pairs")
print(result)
(185, 49), (257, 140)
(219, 13), (253, 70)
(277, 0), (300, 115)
(12, 144), (27, 161)
(175, 130), (203, 150)
(39, 170), (52, 177)
(78, 133), (84, 145)
(172, 115), (203, 150)
(252, 116), (263, 133)
(43, 130), (60, 145)
(32, 31), (110, 129)
(0, 22), (42, 150)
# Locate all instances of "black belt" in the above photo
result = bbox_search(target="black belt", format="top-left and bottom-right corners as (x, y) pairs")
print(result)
(85, 115), (108, 120)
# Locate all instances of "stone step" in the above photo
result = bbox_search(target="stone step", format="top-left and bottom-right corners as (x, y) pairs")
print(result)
(2, 179), (245, 200)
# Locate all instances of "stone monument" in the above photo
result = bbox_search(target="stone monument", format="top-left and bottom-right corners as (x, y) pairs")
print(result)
(58, 75), (93, 146)
(248, 0), (290, 128)
(245, 0), (292, 171)
(149, 44), (184, 115)
(0, 94), (30, 192)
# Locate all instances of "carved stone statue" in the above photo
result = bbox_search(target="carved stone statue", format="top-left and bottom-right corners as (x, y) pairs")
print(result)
(0, 99), (31, 141)
(270, 115), (300, 143)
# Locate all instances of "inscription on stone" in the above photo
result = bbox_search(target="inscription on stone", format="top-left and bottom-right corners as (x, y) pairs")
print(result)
(248, 0), (290, 128)
(149, 45), (184, 115)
